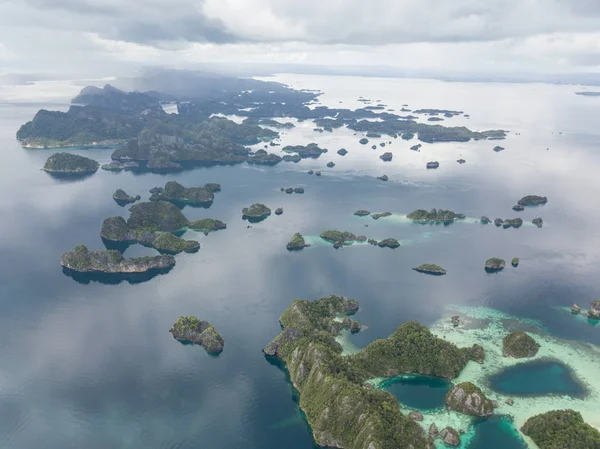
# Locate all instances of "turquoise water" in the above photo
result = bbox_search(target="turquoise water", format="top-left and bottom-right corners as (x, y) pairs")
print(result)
(2, 75), (600, 447)
(488, 360), (586, 398)
(467, 416), (527, 449)
(383, 376), (451, 410)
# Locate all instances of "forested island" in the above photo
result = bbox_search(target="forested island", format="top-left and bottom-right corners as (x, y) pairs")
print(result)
(264, 295), (484, 449)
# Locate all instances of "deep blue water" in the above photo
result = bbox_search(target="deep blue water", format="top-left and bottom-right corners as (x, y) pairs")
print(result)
(467, 416), (527, 449)
(383, 376), (451, 411)
(2, 77), (600, 448)
(488, 360), (586, 398)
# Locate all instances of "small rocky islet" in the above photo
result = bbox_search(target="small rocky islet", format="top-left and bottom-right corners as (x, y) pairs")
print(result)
(113, 189), (140, 205)
(242, 203), (272, 222)
(61, 244), (175, 274)
(503, 331), (540, 358)
(521, 410), (600, 449)
(286, 233), (310, 251)
(169, 316), (224, 354)
(149, 181), (220, 207)
(281, 187), (304, 194)
(43, 152), (99, 174)
(485, 257), (506, 272)
(413, 264), (447, 275)
(407, 209), (465, 223)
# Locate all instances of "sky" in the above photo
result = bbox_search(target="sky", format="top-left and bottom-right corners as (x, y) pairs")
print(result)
(2, 0), (600, 81)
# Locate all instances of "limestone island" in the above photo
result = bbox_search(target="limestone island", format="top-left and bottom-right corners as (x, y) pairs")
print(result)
(319, 230), (367, 248)
(407, 209), (465, 224)
(286, 233), (311, 251)
(512, 257), (519, 267)
(377, 174), (389, 181)
(512, 204), (524, 211)
(413, 264), (447, 275)
(43, 152), (99, 174)
(445, 382), (494, 417)
(149, 181), (220, 207)
(426, 161), (439, 169)
(372, 212), (392, 220)
(354, 210), (371, 216)
(113, 189), (140, 206)
(169, 316), (224, 354)
(521, 410), (600, 449)
(326, 162), (335, 168)
(380, 152), (393, 161)
(480, 216), (491, 224)
(275, 207), (283, 216)
(493, 146), (505, 152)
(101, 161), (139, 171)
(263, 295), (484, 449)
(588, 300), (600, 320)
(494, 218), (523, 228)
(503, 331), (540, 358)
(282, 143), (327, 159)
(457, 158), (466, 164)
(242, 203), (272, 222)
(337, 148), (348, 156)
(517, 195), (548, 206)
(101, 201), (224, 252)
(410, 144), (422, 151)
(152, 233), (200, 254)
(359, 138), (369, 144)
(61, 244), (175, 274)
(376, 238), (400, 248)
(485, 257), (506, 272)
(532, 217), (543, 228)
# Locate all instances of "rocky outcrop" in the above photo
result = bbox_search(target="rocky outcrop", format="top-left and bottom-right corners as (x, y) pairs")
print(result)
(327, 162), (335, 168)
(101, 161), (139, 171)
(413, 264), (447, 275)
(61, 244), (175, 274)
(532, 218), (543, 228)
(377, 238), (400, 248)
(426, 161), (439, 169)
(372, 212), (392, 220)
(518, 195), (547, 206)
(380, 152), (393, 161)
(439, 427), (460, 446)
(359, 138), (369, 144)
(354, 210), (371, 216)
(149, 181), (218, 207)
(407, 209), (464, 223)
(242, 203), (271, 222)
(512, 257), (519, 267)
(521, 410), (600, 449)
(503, 331), (540, 358)
(493, 146), (505, 152)
(113, 189), (140, 205)
(588, 300), (600, 320)
(410, 144), (422, 151)
(512, 204), (524, 211)
(485, 258), (505, 272)
(571, 304), (581, 314)
(282, 143), (327, 159)
(287, 233), (311, 251)
(275, 207), (283, 215)
(480, 216), (491, 224)
(377, 174), (389, 181)
(457, 158), (466, 164)
(337, 148), (348, 156)
(169, 316), (224, 353)
(151, 233), (199, 254)
(445, 382), (493, 417)
(43, 152), (99, 173)
(187, 218), (227, 232)
(408, 411), (423, 421)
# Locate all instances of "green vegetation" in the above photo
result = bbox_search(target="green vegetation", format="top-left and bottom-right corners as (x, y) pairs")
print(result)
(60, 244), (175, 273)
(149, 181), (218, 206)
(377, 238), (400, 248)
(151, 233), (199, 254)
(282, 143), (327, 159)
(485, 258), (506, 271)
(170, 316), (224, 353)
(372, 212), (392, 220)
(113, 189), (140, 205)
(127, 201), (189, 233)
(264, 295), (480, 449)
(407, 209), (465, 223)
(512, 257), (519, 267)
(187, 218), (226, 232)
(43, 152), (99, 173)
(319, 230), (361, 246)
(242, 203), (271, 221)
(521, 410), (600, 449)
(517, 195), (548, 206)
(286, 233), (310, 251)
(503, 331), (540, 358)
(413, 264), (447, 275)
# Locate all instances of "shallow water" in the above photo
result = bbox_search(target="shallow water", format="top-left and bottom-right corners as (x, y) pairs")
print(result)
(488, 359), (585, 398)
(1, 74), (600, 448)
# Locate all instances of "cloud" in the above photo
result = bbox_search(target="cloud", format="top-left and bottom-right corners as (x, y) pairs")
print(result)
(2, 0), (600, 78)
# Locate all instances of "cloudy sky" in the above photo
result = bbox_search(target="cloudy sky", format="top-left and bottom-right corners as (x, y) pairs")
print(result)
(2, 0), (600, 80)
